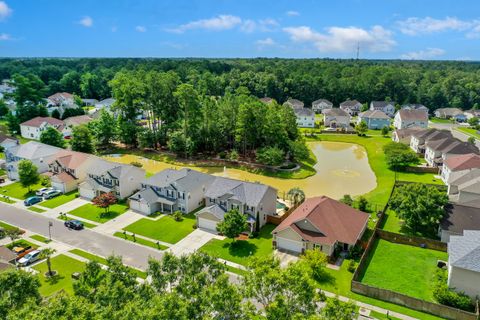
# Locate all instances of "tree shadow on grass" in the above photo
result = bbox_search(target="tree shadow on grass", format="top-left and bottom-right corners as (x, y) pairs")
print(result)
(99, 210), (121, 220)
(223, 240), (258, 258)
(44, 273), (64, 285)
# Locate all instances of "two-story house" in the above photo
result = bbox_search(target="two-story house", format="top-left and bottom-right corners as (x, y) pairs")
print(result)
(195, 177), (277, 233)
(410, 129), (452, 154)
(78, 160), (145, 200)
(46, 92), (77, 116)
(393, 109), (428, 129)
(370, 101), (396, 117)
(5, 141), (63, 180)
(20, 117), (65, 140)
(294, 108), (315, 128)
(440, 153), (480, 185)
(357, 110), (390, 129)
(324, 108), (351, 128)
(424, 137), (479, 167)
(129, 168), (216, 215)
(48, 150), (97, 193)
(62, 115), (93, 138)
(284, 98), (304, 109)
(311, 99), (333, 114)
(339, 100), (362, 116)
(434, 108), (464, 120)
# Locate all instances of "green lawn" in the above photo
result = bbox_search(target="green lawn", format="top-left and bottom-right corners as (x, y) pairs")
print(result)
(6, 239), (37, 249)
(370, 310), (402, 320)
(358, 239), (448, 302)
(0, 182), (44, 200)
(314, 134), (442, 210)
(69, 249), (147, 279)
(113, 232), (168, 250)
(456, 127), (480, 139)
(0, 220), (17, 230)
(28, 206), (46, 213)
(429, 117), (454, 124)
(32, 254), (86, 296)
(123, 213), (196, 244)
(68, 203), (128, 223)
(200, 224), (275, 266)
(0, 196), (15, 204)
(41, 191), (77, 208)
(58, 216), (96, 229)
(30, 234), (51, 244)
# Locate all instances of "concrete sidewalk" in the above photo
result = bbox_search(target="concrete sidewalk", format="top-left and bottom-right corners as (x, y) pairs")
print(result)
(93, 210), (144, 234)
(167, 229), (222, 256)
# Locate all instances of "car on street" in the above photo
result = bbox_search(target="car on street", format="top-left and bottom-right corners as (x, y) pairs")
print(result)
(17, 250), (41, 266)
(35, 187), (54, 196)
(64, 220), (84, 230)
(24, 196), (43, 206)
(43, 190), (62, 199)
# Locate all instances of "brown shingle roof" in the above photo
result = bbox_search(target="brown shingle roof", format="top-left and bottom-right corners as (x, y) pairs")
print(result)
(63, 115), (92, 127)
(273, 196), (369, 246)
(49, 150), (93, 170)
(444, 153), (480, 171)
(398, 109), (428, 121)
(21, 117), (64, 128)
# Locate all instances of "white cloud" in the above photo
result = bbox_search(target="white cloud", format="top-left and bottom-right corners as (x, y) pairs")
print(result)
(0, 33), (10, 40)
(286, 11), (300, 17)
(397, 17), (471, 35)
(240, 19), (256, 33)
(241, 18), (279, 33)
(79, 16), (93, 27)
(135, 25), (147, 32)
(168, 15), (242, 33)
(0, 1), (12, 21)
(400, 48), (445, 60)
(256, 37), (275, 46)
(283, 25), (396, 53)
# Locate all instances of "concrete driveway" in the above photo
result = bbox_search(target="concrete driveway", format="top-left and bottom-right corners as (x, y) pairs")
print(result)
(167, 228), (221, 256)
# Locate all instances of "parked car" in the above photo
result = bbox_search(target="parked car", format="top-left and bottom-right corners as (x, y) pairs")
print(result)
(16, 248), (35, 260)
(36, 187), (54, 196)
(17, 250), (41, 266)
(64, 220), (84, 230)
(43, 190), (62, 199)
(24, 196), (43, 206)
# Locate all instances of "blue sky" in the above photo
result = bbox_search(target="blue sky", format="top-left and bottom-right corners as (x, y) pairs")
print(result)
(0, 0), (479, 60)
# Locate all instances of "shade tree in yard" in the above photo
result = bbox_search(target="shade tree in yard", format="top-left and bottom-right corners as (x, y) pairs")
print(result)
(216, 209), (247, 242)
(18, 159), (40, 192)
(383, 142), (419, 170)
(92, 192), (117, 216)
(40, 126), (65, 148)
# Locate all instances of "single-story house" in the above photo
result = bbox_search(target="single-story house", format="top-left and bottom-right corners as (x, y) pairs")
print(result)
(324, 108), (351, 129)
(441, 153), (480, 185)
(410, 129), (453, 154)
(195, 177), (277, 233)
(129, 168), (215, 215)
(434, 108), (466, 121)
(393, 109), (428, 129)
(312, 99), (333, 113)
(357, 110), (390, 129)
(370, 101), (396, 117)
(448, 230), (480, 299)
(79, 160), (145, 200)
(284, 99), (304, 109)
(20, 117), (65, 140)
(48, 150), (97, 193)
(425, 137), (479, 167)
(440, 202), (480, 243)
(5, 141), (63, 180)
(339, 100), (362, 116)
(392, 127), (423, 144)
(294, 108), (315, 128)
(272, 196), (369, 256)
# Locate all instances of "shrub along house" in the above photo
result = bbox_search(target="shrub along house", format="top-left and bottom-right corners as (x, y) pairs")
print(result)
(272, 196), (369, 256)
(195, 177), (277, 233)
(129, 168), (215, 215)
(78, 160), (145, 200)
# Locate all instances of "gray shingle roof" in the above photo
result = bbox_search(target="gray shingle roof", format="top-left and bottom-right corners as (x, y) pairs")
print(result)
(312, 99), (333, 107)
(441, 203), (480, 235)
(324, 108), (349, 117)
(371, 101), (395, 108)
(285, 99), (304, 109)
(449, 230), (480, 272)
(294, 108), (315, 117)
(397, 109), (428, 121)
(359, 110), (390, 119)
(340, 100), (361, 108)
(144, 168), (215, 192)
(196, 204), (227, 220)
(8, 141), (62, 160)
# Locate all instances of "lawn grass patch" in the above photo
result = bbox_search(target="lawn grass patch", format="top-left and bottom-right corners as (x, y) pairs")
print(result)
(0, 220), (17, 230)
(28, 206), (46, 213)
(429, 118), (454, 124)
(456, 127), (480, 140)
(358, 239), (448, 302)
(32, 254), (85, 296)
(69, 249), (147, 279)
(225, 265), (248, 277)
(68, 203), (128, 223)
(123, 213), (196, 244)
(0, 182), (44, 200)
(57, 215), (96, 229)
(200, 224), (275, 266)
(30, 234), (51, 243)
(369, 310), (402, 320)
(0, 196), (15, 204)
(6, 239), (37, 249)
(41, 191), (77, 208)
(114, 232), (168, 250)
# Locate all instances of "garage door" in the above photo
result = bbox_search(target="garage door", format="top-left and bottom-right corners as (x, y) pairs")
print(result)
(79, 187), (95, 200)
(198, 218), (218, 232)
(276, 237), (303, 253)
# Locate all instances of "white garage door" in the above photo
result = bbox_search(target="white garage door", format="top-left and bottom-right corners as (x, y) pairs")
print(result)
(276, 237), (303, 253)
(79, 187), (95, 200)
(198, 218), (218, 232)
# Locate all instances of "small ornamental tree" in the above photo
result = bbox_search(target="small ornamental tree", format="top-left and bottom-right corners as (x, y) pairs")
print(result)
(356, 121), (368, 136)
(216, 209), (247, 243)
(381, 126), (389, 136)
(92, 192), (117, 216)
(340, 194), (354, 206)
(18, 159), (40, 192)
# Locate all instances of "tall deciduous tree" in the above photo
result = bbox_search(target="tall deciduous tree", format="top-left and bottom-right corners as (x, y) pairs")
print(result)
(9, 74), (46, 107)
(383, 142), (419, 170)
(18, 159), (40, 191)
(90, 109), (117, 148)
(70, 125), (94, 153)
(40, 126), (65, 148)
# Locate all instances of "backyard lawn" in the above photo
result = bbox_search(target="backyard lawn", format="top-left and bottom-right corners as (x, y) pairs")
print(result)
(200, 224), (275, 266)
(32, 254), (86, 296)
(123, 213), (196, 244)
(358, 239), (448, 302)
(0, 182), (44, 199)
(68, 203), (128, 223)
(41, 191), (77, 208)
